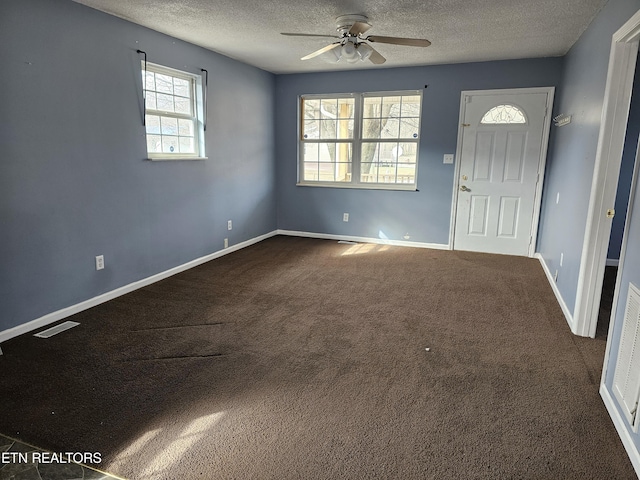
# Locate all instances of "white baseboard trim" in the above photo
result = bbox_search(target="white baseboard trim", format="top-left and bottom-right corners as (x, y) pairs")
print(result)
(600, 383), (640, 477)
(276, 229), (450, 250)
(606, 258), (620, 267)
(0, 230), (278, 343)
(534, 253), (575, 332)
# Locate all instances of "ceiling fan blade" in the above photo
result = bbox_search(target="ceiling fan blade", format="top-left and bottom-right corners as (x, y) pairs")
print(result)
(349, 21), (371, 36)
(367, 46), (386, 65)
(301, 42), (341, 61)
(281, 32), (339, 39)
(366, 35), (431, 47)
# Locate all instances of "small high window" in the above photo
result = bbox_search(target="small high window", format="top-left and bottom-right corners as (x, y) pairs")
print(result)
(480, 104), (526, 125)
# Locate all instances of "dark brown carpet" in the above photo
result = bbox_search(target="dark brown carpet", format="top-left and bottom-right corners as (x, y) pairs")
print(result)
(0, 236), (635, 479)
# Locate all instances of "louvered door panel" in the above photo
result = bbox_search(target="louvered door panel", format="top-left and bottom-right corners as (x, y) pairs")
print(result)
(613, 283), (640, 430)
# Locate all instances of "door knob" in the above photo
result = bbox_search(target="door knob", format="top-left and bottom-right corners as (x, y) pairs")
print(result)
(460, 185), (470, 192)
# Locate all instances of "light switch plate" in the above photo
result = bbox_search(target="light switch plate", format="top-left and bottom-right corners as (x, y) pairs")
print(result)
(443, 154), (454, 164)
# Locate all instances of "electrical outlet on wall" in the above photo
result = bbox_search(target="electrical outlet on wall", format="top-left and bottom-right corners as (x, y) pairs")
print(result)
(95, 255), (104, 271)
(227, 220), (232, 230)
(224, 238), (228, 249)
(343, 213), (349, 222)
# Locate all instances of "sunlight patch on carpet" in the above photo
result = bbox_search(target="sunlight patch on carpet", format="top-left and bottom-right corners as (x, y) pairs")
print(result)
(341, 243), (391, 256)
(138, 412), (225, 479)
(112, 428), (162, 466)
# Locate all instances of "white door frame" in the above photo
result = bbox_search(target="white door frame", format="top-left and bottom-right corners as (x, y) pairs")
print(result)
(449, 87), (555, 257)
(573, 10), (640, 338)
(603, 134), (640, 382)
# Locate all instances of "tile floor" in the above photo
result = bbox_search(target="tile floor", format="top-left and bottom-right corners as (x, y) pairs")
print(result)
(0, 434), (120, 480)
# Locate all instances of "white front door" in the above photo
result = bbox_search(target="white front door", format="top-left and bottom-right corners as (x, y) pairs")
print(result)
(453, 90), (551, 256)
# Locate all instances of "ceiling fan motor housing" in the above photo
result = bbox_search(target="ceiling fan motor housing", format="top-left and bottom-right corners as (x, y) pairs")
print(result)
(335, 14), (370, 35)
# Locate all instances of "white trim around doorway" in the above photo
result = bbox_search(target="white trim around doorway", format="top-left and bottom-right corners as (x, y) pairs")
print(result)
(573, 9), (640, 338)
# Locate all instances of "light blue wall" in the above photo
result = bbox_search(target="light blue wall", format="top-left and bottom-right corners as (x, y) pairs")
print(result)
(0, 0), (276, 331)
(275, 59), (563, 244)
(536, 0), (640, 313)
(608, 55), (640, 261)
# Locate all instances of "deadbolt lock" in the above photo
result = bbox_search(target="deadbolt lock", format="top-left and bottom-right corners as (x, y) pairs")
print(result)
(606, 209), (615, 219)
(462, 175), (468, 180)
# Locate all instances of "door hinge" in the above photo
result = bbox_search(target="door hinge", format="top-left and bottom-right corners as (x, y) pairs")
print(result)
(607, 209), (615, 219)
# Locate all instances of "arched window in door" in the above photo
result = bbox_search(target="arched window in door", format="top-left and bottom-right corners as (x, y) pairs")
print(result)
(480, 104), (527, 124)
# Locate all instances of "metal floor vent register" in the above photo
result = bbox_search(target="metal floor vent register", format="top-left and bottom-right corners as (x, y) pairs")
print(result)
(34, 321), (80, 339)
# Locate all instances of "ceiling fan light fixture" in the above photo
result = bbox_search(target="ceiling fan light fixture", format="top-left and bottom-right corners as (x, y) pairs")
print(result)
(357, 42), (373, 62)
(331, 46), (342, 62)
(341, 41), (359, 63)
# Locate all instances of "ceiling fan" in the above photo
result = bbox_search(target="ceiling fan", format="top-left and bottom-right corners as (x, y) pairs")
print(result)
(281, 14), (431, 65)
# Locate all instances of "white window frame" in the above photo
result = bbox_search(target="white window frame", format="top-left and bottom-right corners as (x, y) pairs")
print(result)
(142, 61), (207, 161)
(297, 90), (422, 190)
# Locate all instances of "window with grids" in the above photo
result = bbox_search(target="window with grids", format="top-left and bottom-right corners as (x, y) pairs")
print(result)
(299, 91), (422, 189)
(143, 62), (204, 159)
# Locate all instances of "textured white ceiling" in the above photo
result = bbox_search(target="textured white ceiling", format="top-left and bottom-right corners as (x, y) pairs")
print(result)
(72, 0), (607, 74)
